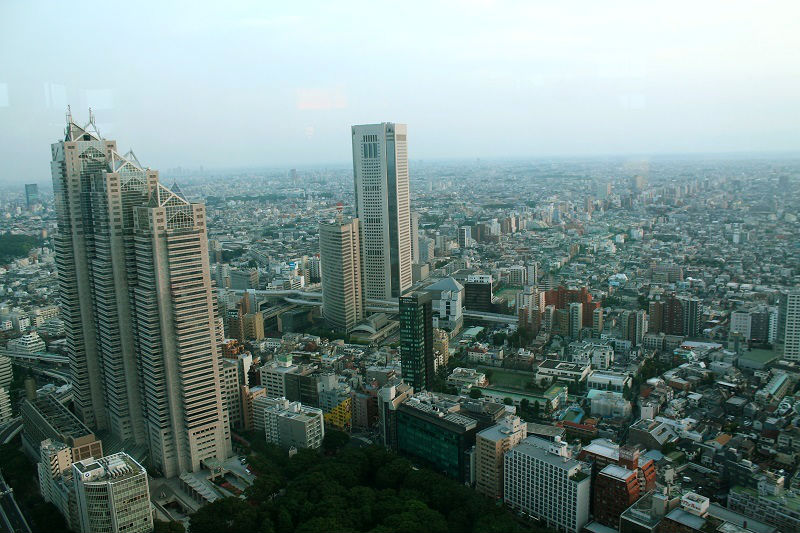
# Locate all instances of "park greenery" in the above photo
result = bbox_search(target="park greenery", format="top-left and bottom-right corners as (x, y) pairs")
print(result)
(189, 433), (555, 533)
(0, 232), (40, 264)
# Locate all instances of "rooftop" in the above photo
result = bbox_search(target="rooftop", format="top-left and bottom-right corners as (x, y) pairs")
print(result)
(73, 452), (145, 484)
(27, 394), (94, 440)
(600, 464), (636, 481)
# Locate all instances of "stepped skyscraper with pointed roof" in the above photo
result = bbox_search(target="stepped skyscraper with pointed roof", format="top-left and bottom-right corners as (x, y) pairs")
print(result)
(51, 110), (231, 477)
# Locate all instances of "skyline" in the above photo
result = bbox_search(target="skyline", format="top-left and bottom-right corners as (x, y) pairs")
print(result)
(1, 1), (800, 183)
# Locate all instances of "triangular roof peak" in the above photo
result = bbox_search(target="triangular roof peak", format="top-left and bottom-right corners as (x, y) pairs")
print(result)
(64, 106), (102, 142)
(147, 182), (191, 208)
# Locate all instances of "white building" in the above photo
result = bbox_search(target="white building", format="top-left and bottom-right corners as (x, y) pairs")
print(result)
(260, 354), (298, 398)
(504, 436), (591, 533)
(588, 390), (632, 418)
(779, 291), (800, 361)
(424, 277), (464, 333)
(72, 452), (152, 533)
(571, 341), (614, 370)
(447, 367), (487, 392)
(730, 311), (752, 340)
(507, 266), (527, 286)
(264, 398), (324, 450)
(587, 370), (632, 393)
(458, 226), (472, 249)
(6, 331), (46, 354)
(536, 359), (591, 385)
(351, 123), (412, 299)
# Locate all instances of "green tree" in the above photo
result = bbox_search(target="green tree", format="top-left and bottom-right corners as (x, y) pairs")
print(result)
(492, 332), (507, 346)
(188, 497), (259, 533)
(503, 397), (514, 406)
(469, 388), (483, 399)
(154, 520), (186, 533)
(322, 429), (351, 454)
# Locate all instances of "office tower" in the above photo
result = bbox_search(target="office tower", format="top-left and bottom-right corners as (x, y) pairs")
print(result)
(418, 235), (435, 263)
(475, 416), (527, 499)
(399, 292), (434, 391)
(630, 309), (648, 346)
(507, 265), (527, 286)
(0, 387), (10, 425)
(464, 274), (494, 312)
(242, 312), (265, 340)
(663, 295), (684, 336)
(222, 359), (243, 429)
(229, 268), (259, 290)
(260, 353), (298, 398)
(72, 453), (152, 533)
(240, 385), (266, 431)
(396, 393), (479, 483)
(778, 290), (800, 361)
(319, 217), (364, 332)
(38, 440), (78, 531)
(730, 311), (753, 340)
(263, 398), (325, 449)
(377, 380), (414, 448)
(593, 307), (604, 336)
(25, 183), (39, 208)
(0, 354), (11, 389)
(648, 300), (664, 334)
(433, 328), (450, 369)
(504, 436), (591, 533)
(569, 302), (583, 338)
(680, 296), (701, 337)
(51, 113), (230, 477)
(132, 175), (231, 476)
(593, 465), (643, 528)
(458, 226), (472, 249)
(750, 309), (770, 343)
(527, 262), (539, 285)
(351, 123), (412, 299)
(410, 211), (420, 263)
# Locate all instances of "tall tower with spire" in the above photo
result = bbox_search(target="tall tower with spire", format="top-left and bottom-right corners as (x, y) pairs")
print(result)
(51, 111), (231, 477)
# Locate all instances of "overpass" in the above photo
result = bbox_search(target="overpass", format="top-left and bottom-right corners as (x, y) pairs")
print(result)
(8, 358), (71, 384)
(226, 288), (518, 324)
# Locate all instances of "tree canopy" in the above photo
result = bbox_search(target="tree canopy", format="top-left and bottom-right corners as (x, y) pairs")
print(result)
(189, 443), (554, 533)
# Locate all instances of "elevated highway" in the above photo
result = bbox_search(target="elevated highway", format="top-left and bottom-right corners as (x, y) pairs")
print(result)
(226, 288), (518, 324)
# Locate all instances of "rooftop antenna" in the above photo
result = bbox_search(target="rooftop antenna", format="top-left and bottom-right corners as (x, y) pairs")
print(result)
(66, 105), (72, 123)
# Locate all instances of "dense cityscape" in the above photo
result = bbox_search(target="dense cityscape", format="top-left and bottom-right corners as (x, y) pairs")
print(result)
(0, 110), (796, 533)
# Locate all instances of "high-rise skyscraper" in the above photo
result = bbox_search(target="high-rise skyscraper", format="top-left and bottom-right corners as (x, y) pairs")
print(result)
(680, 296), (701, 337)
(410, 211), (420, 264)
(351, 123), (411, 299)
(778, 290), (800, 361)
(319, 217), (364, 332)
(399, 292), (434, 391)
(569, 302), (583, 338)
(51, 112), (230, 477)
(24, 183), (39, 208)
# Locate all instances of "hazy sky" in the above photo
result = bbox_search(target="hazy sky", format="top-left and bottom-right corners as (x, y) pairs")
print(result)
(1, 0), (799, 183)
